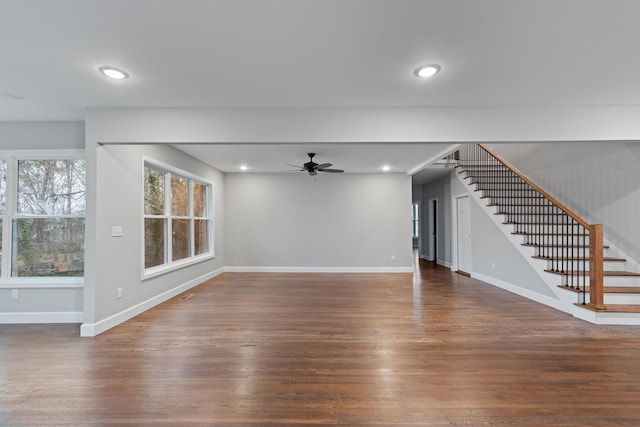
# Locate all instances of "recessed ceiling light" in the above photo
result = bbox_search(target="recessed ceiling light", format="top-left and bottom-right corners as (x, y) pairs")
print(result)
(99, 66), (130, 80)
(0, 92), (24, 100)
(240, 165), (248, 171)
(382, 165), (391, 172)
(414, 64), (441, 78)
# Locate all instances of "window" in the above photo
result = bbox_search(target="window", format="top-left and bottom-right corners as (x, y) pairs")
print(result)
(412, 203), (419, 239)
(0, 156), (86, 279)
(144, 161), (212, 273)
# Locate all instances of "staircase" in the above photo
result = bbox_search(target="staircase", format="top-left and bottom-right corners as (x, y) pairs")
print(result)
(450, 144), (640, 324)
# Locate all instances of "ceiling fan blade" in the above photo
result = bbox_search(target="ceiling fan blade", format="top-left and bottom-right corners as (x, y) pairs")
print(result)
(286, 163), (304, 169)
(315, 163), (332, 170)
(320, 168), (344, 173)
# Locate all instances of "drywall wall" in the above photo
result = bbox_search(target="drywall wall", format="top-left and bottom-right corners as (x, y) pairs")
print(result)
(224, 173), (413, 271)
(418, 169), (557, 301)
(491, 141), (640, 264)
(82, 142), (225, 335)
(85, 106), (640, 143)
(0, 121), (85, 323)
(469, 197), (557, 299)
(0, 121), (84, 150)
(421, 173), (452, 265)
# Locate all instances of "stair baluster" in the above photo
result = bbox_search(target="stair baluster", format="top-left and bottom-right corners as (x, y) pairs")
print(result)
(449, 144), (605, 310)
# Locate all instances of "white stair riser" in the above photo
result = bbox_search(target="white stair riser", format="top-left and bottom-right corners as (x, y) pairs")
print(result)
(555, 275), (640, 287)
(604, 276), (640, 286)
(605, 294), (640, 304)
(581, 294), (640, 305)
(545, 260), (625, 271)
(510, 225), (586, 234)
(556, 276), (590, 287)
(520, 236), (590, 245)
(497, 214), (572, 222)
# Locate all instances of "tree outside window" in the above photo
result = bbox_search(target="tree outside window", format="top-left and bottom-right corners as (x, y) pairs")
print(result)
(11, 159), (86, 277)
(144, 162), (212, 273)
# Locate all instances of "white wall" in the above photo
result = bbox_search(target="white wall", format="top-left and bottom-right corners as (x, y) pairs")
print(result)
(418, 169), (556, 301)
(85, 106), (640, 143)
(225, 173), (413, 271)
(491, 141), (640, 264)
(469, 197), (557, 299)
(83, 118), (226, 335)
(0, 121), (84, 150)
(0, 121), (85, 324)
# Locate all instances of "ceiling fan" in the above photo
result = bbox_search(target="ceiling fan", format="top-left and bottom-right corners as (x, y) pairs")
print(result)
(288, 153), (344, 176)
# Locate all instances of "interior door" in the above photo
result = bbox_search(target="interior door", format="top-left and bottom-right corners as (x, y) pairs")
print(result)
(456, 196), (472, 274)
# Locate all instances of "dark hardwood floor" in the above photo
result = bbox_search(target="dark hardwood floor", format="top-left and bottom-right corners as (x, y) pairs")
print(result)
(2, 259), (640, 425)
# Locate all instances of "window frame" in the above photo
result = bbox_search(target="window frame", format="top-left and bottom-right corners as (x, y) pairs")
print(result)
(142, 157), (214, 280)
(0, 149), (85, 288)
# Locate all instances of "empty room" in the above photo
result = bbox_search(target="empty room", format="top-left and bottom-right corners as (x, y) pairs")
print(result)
(2, 1), (640, 425)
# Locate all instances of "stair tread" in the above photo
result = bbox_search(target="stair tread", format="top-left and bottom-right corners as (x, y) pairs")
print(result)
(523, 243), (609, 248)
(503, 221), (580, 227)
(498, 212), (565, 216)
(514, 232), (588, 236)
(487, 206), (556, 209)
(559, 285), (640, 294)
(481, 196), (544, 199)
(546, 269), (640, 276)
(532, 255), (625, 262)
(472, 179), (526, 181)
(576, 303), (640, 313)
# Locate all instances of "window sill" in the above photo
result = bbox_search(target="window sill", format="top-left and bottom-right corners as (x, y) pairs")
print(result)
(142, 253), (216, 281)
(0, 277), (84, 289)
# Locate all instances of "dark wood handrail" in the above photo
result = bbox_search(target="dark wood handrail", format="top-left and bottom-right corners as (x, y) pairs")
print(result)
(478, 144), (590, 229)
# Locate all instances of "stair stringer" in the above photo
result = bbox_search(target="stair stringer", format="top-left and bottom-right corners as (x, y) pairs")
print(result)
(455, 171), (575, 315)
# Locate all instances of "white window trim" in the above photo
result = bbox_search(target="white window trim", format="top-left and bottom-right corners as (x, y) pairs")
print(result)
(0, 149), (86, 286)
(141, 157), (215, 280)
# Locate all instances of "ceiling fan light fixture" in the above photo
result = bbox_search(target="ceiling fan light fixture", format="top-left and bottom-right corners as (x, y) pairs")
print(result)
(99, 66), (130, 80)
(414, 64), (441, 78)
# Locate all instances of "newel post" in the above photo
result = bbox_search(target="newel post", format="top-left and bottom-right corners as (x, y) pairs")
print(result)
(588, 224), (605, 310)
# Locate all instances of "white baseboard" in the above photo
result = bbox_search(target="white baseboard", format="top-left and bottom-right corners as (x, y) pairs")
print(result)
(472, 272), (567, 313)
(437, 259), (452, 268)
(0, 311), (83, 324)
(224, 266), (414, 273)
(80, 267), (224, 337)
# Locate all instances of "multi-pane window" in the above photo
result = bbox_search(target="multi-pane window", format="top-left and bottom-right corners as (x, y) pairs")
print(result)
(412, 203), (419, 239)
(0, 157), (86, 279)
(144, 162), (212, 272)
(0, 160), (6, 275)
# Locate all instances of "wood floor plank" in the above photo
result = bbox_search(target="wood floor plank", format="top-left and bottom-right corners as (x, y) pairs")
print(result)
(2, 259), (640, 425)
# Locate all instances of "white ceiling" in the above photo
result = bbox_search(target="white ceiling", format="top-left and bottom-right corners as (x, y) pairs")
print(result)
(2, 0), (640, 178)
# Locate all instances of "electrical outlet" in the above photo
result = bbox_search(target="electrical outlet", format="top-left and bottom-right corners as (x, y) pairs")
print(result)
(11, 289), (19, 300)
(117, 287), (123, 299)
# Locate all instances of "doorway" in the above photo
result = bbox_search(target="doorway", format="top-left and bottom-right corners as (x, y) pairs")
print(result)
(428, 198), (438, 264)
(455, 195), (472, 275)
